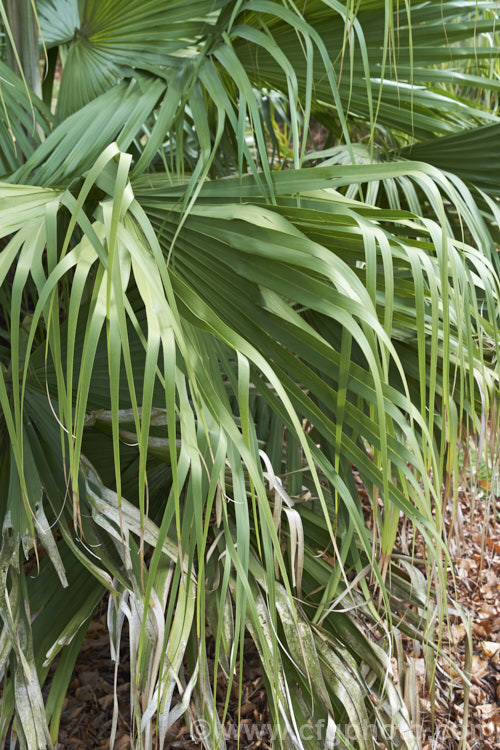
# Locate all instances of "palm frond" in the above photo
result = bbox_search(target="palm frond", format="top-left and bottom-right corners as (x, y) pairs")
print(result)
(0, 1), (499, 748)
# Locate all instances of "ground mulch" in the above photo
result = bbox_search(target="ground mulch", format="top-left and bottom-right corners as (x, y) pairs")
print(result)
(417, 488), (500, 749)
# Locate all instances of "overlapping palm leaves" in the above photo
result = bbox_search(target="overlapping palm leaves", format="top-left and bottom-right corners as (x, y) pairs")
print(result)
(0, 0), (499, 748)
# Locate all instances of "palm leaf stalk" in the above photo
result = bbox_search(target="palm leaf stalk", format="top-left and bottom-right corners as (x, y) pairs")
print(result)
(0, 1), (499, 748)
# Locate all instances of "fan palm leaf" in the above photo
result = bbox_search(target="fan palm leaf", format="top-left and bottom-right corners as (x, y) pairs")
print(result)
(0, 1), (498, 748)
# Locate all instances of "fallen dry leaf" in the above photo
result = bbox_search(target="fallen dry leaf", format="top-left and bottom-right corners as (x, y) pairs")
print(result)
(480, 641), (500, 658)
